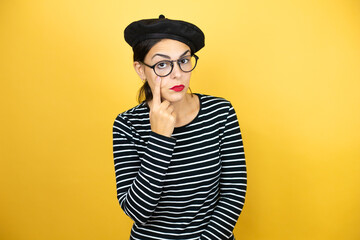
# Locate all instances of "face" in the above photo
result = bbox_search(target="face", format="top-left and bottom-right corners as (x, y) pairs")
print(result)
(134, 39), (192, 104)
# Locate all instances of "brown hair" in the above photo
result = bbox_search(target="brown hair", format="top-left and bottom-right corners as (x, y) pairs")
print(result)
(133, 39), (162, 103)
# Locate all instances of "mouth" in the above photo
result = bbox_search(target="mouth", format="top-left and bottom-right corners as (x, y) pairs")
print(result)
(170, 85), (185, 92)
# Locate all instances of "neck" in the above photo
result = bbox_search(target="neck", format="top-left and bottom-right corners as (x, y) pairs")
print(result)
(147, 93), (199, 128)
(171, 93), (193, 116)
(172, 93), (199, 128)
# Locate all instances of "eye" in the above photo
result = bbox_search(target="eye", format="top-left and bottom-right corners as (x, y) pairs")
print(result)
(156, 61), (169, 69)
(179, 57), (190, 64)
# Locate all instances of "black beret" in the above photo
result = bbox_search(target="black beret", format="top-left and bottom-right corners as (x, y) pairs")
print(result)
(124, 15), (205, 53)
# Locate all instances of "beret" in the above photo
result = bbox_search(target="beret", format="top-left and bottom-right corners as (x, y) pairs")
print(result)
(124, 15), (205, 53)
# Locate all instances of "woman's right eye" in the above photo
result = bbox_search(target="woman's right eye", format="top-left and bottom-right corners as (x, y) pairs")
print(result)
(156, 62), (168, 69)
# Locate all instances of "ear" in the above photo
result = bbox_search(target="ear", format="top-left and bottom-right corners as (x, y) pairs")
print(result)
(133, 61), (146, 81)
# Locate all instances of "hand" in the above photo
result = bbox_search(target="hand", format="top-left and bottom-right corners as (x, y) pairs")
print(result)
(149, 76), (176, 137)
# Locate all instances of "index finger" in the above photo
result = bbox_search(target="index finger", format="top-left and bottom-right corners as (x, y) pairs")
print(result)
(152, 76), (162, 106)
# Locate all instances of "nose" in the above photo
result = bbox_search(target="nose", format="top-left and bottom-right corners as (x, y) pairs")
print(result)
(169, 61), (182, 79)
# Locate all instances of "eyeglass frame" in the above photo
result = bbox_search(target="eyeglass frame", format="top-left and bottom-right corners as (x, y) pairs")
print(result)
(141, 54), (199, 77)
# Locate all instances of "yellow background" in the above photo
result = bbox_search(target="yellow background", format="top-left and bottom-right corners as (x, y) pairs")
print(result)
(1, 0), (359, 239)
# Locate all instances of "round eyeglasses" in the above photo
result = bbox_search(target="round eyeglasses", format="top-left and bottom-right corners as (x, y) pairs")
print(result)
(141, 54), (199, 77)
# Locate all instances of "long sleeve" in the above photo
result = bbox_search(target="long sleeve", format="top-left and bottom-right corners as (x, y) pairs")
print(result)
(113, 115), (176, 225)
(200, 103), (247, 240)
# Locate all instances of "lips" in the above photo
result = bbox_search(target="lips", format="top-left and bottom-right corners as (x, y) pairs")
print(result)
(170, 85), (185, 92)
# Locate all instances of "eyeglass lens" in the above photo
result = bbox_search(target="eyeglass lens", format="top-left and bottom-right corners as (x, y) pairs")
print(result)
(154, 55), (197, 77)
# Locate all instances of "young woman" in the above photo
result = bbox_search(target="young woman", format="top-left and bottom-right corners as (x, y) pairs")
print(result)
(113, 15), (247, 240)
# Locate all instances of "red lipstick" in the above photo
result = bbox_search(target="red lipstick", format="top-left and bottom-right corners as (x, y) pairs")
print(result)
(170, 85), (185, 92)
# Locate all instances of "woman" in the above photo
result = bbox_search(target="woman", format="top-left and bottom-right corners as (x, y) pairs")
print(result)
(113, 15), (247, 240)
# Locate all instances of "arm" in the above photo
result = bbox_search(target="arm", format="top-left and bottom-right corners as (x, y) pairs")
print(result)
(113, 115), (176, 225)
(200, 103), (247, 239)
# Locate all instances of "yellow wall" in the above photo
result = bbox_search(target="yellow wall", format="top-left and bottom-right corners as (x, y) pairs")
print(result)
(1, 0), (359, 239)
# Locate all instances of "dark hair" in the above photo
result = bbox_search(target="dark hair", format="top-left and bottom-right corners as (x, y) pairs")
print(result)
(133, 39), (162, 103)
(133, 38), (193, 103)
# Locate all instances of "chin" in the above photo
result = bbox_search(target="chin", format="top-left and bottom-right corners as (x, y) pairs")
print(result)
(164, 91), (187, 103)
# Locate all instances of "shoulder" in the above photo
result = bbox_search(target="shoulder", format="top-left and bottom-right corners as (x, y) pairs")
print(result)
(197, 93), (233, 112)
(113, 102), (149, 131)
(118, 102), (149, 118)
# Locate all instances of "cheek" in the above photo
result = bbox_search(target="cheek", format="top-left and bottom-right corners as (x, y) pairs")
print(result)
(146, 79), (155, 93)
(144, 70), (156, 88)
(146, 76), (167, 95)
(183, 73), (191, 85)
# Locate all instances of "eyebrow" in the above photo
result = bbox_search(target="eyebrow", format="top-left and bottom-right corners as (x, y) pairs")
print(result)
(151, 50), (190, 60)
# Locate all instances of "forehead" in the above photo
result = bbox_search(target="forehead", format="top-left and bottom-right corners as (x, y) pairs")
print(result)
(146, 39), (191, 59)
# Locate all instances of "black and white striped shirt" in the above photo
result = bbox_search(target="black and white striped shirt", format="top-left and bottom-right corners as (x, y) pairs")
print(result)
(113, 94), (247, 240)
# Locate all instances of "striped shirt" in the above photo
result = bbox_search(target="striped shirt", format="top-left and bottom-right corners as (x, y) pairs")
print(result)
(113, 93), (247, 240)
